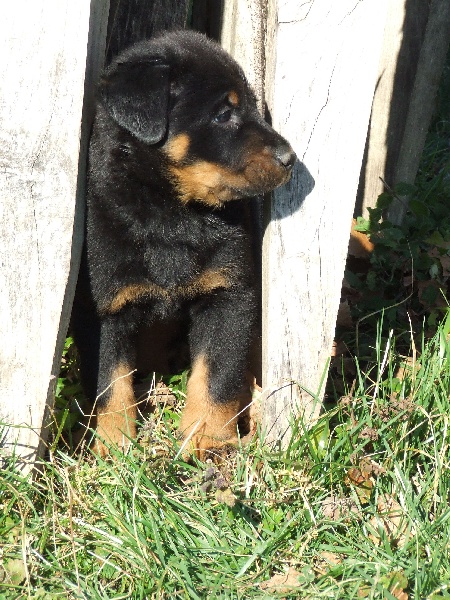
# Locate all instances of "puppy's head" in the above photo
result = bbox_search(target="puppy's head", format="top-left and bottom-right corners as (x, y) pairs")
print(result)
(99, 30), (296, 207)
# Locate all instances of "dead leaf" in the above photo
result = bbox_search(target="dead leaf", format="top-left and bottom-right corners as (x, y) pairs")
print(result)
(428, 247), (450, 278)
(215, 487), (237, 507)
(395, 358), (420, 382)
(402, 274), (413, 287)
(314, 551), (342, 574)
(439, 254), (450, 278)
(346, 466), (373, 504)
(357, 584), (371, 598)
(382, 570), (409, 599)
(368, 494), (413, 547)
(417, 279), (447, 309)
(322, 495), (359, 521)
(392, 586), (408, 600)
(260, 567), (301, 593)
(349, 219), (375, 257)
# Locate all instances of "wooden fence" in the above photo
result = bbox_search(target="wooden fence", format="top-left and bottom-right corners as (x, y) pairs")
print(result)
(1, 0), (448, 470)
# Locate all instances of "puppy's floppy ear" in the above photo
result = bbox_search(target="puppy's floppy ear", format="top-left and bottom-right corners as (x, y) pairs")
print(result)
(100, 58), (170, 144)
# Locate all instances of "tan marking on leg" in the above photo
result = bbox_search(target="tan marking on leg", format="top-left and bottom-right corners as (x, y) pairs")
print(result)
(163, 133), (191, 162)
(94, 363), (137, 456)
(179, 355), (244, 460)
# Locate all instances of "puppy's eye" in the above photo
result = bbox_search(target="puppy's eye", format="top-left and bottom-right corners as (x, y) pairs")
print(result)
(214, 109), (232, 124)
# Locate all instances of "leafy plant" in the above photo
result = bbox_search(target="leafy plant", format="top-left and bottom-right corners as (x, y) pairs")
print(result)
(344, 159), (449, 361)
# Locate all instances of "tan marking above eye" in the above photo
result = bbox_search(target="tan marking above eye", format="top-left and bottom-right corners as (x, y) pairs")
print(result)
(227, 91), (239, 107)
(163, 133), (191, 162)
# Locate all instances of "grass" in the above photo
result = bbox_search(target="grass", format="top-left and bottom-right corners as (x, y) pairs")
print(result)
(1, 311), (449, 599)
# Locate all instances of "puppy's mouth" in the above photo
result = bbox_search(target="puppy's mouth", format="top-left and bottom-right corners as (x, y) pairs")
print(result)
(167, 148), (296, 208)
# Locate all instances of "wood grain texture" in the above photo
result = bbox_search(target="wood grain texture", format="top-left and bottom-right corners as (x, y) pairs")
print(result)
(356, 0), (429, 217)
(262, 0), (388, 446)
(106, 0), (189, 62)
(220, 0), (266, 112)
(0, 0), (109, 469)
(388, 0), (450, 224)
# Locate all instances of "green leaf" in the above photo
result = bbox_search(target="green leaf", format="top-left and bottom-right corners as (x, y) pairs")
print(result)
(353, 216), (370, 232)
(409, 199), (429, 218)
(421, 284), (438, 305)
(376, 192), (394, 209)
(310, 420), (330, 460)
(426, 230), (450, 248)
(394, 182), (416, 196)
(4, 559), (26, 586)
(366, 270), (377, 291)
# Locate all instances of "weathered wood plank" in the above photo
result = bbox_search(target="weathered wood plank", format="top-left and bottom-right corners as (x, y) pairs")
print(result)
(106, 0), (190, 62)
(0, 0), (109, 469)
(356, 0), (429, 216)
(262, 0), (388, 445)
(220, 0), (266, 110)
(388, 0), (450, 224)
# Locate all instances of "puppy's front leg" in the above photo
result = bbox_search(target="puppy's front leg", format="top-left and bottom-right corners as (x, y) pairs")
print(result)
(180, 288), (256, 460)
(93, 315), (138, 456)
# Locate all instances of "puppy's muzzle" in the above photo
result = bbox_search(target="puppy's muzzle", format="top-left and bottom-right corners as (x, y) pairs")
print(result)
(274, 145), (297, 173)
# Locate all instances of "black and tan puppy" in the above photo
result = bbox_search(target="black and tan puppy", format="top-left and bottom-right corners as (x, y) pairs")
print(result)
(72, 30), (296, 458)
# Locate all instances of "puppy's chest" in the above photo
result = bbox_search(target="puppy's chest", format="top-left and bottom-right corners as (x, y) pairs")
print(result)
(102, 213), (246, 316)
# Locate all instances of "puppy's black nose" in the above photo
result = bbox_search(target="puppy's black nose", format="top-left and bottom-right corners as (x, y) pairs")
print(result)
(275, 146), (297, 170)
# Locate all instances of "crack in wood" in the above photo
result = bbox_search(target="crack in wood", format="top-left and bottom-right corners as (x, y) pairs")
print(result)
(302, 60), (337, 162)
(339, 0), (364, 26)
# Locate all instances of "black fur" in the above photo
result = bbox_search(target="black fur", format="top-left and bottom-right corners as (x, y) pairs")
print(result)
(72, 30), (295, 454)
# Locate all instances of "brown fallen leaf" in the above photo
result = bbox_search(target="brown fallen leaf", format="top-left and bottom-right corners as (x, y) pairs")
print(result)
(368, 494), (414, 548)
(314, 551), (342, 575)
(322, 495), (359, 521)
(349, 219), (375, 257)
(346, 465), (374, 504)
(215, 487), (237, 508)
(260, 567), (302, 593)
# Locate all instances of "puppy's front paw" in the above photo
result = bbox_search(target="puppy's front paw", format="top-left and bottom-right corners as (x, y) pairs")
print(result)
(179, 405), (240, 462)
(92, 407), (137, 458)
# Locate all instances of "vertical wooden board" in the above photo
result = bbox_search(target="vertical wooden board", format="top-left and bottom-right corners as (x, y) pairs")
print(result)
(220, 0), (266, 109)
(357, 0), (408, 215)
(0, 0), (109, 467)
(357, 0), (429, 216)
(262, 0), (388, 445)
(106, 0), (190, 62)
(388, 0), (450, 224)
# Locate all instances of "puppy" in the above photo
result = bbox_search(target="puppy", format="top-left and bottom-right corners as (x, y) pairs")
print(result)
(72, 30), (296, 458)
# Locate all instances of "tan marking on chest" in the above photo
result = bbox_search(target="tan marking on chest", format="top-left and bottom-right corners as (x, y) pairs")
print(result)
(105, 268), (231, 314)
